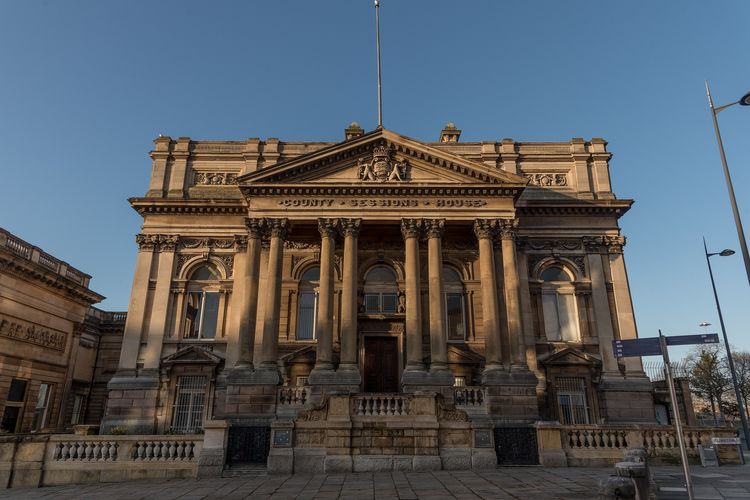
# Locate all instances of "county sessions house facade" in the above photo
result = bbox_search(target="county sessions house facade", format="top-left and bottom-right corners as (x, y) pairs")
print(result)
(102, 123), (654, 471)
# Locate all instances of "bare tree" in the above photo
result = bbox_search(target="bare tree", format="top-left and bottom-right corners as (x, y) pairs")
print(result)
(732, 351), (750, 419)
(687, 345), (730, 425)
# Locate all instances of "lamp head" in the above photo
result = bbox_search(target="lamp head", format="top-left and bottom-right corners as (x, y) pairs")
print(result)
(740, 91), (750, 106)
(719, 249), (735, 257)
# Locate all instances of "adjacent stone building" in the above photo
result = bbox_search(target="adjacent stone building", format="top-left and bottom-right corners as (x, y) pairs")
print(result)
(0, 228), (124, 433)
(102, 124), (655, 471)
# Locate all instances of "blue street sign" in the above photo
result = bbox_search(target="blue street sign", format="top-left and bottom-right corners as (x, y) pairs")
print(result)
(665, 333), (720, 346)
(613, 337), (662, 358)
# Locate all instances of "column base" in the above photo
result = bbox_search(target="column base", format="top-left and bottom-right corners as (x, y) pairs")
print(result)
(308, 364), (336, 385)
(101, 372), (160, 434)
(225, 366), (281, 385)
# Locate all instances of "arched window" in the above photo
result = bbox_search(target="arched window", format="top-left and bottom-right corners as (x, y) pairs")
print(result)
(540, 265), (580, 342)
(444, 267), (466, 341)
(184, 264), (221, 340)
(363, 266), (398, 313)
(297, 266), (320, 340)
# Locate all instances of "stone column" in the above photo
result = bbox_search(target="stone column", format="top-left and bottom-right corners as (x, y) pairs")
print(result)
(474, 220), (503, 374)
(402, 219), (425, 374)
(143, 235), (179, 370)
(236, 219), (264, 368)
(117, 234), (159, 373)
(310, 218), (338, 380)
(498, 219), (528, 370)
(584, 237), (619, 374)
(339, 218), (361, 379)
(257, 218), (287, 381)
(425, 219), (449, 374)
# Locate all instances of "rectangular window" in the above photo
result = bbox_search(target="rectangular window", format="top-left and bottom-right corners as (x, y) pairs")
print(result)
(542, 292), (580, 342)
(381, 293), (398, 313)
(364, 293), (398, 313)
(297, 292), (317, 340)
(184, 291), (220, 339)
(1, 407), (20, 433)
(453, 376), (466, 387)
(296, 376), (308, 387)
(170, 376), (207, 434)
(33, 383), (52, 430)
(446, 293), (466, 341)
(7, 379), (28, 402)
(71, 395), (85, 425)
(556, 377), (590, 424)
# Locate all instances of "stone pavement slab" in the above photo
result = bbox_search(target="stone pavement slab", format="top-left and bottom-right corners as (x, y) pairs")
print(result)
(1, 465), (749, 499)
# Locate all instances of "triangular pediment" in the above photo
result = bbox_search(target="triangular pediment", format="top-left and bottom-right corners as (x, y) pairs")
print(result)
(162, 345), (222, 365)
(538, 347), (601, 367)
(237, 128), (528, 188)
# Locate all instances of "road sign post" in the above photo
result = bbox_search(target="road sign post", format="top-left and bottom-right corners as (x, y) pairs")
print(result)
(612, 331), (720, 500)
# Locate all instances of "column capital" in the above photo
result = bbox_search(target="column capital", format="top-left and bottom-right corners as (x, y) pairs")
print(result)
(339, 218), (362, 238)
(423, 218), (445, 239)
(497, 219), (519, 241)
(264, 218), (289, 240)
(233, 234), (249, 251)
(603, 235), (626, 254)
(472, 219), (498, 240)
(317, 218), (339, 239)
(158, 235), (180, 252)
(583, 235), (625, 254)
(401, 218), (423, 240)
(245, 218), (265, 239)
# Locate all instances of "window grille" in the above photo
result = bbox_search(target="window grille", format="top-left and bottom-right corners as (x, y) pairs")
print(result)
(453, 376), (466, 387)
(556, 377), (590, 424)
(170, 376), (207, 433)
(296, 376), (309, 387)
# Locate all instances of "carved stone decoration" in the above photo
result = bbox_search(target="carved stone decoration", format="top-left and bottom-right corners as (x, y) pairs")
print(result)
(525, 173), (568, 187)
(401, 218), (422, 239)
(436, 396), (469, 422)
(358, 144), (409, 182)
(295, 396), (329, 422)
(339, 218), (362, 237)
(136, 234), (160, 251)
(176, 254), (192, 275)
(264, 218), (289, 240)
(517, 237), (582, 251)
(285, 241), (320, 251)
(233, 235), (248, 251)
(528, 254), (586, 279)
(603, 235), (626, 254)
(423, 219), (445, 239)
(472, 219), (499, 240)
(193, 172), (238, 185)
(497, 219), (518, 240)
(179, 237), (238, 250)
(317, 218), (339, 239)
(245, 218), (265, 240)
(582, 235), (626, 254)
(218, 255), (234, 277)
(159, 235), (180, 252)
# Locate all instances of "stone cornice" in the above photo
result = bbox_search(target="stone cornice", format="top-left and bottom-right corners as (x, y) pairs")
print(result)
(129, 198), (247, 216)
(0, 252), (105, 306)
(516, 199), (633, 218)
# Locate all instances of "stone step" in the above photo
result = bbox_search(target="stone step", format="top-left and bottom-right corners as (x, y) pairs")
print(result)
(221, 464), (268, 478)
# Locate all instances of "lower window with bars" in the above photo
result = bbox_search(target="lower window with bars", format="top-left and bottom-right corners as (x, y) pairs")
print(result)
(170, 376), (207, 434)
(555, 377), (591, 424)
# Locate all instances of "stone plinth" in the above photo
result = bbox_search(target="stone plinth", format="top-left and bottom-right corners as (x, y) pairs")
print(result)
(100, 372), (160, 434)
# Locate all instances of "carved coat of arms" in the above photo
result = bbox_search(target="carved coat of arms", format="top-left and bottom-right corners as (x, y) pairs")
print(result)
(358, 144), (408, 182)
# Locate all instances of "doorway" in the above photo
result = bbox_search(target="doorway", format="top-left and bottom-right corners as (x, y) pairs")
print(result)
(363, 336), (399, 393)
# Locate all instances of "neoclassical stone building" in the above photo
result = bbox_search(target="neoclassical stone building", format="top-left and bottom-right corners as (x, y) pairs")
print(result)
(103, 123), (654, 471)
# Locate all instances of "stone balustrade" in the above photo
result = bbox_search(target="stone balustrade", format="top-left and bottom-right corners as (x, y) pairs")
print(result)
(278, 386), (311, 406)
(353, 394), (410, 416)
(454, 386), (485, 408)
(1, 434), (203, 489)
(537, 423), (740, 467)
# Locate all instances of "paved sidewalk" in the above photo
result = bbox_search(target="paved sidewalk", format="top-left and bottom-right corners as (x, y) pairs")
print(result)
(1, 465), (749, 499)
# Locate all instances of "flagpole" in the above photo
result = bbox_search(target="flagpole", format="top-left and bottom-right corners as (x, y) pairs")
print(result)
(375, 0), (383, 128)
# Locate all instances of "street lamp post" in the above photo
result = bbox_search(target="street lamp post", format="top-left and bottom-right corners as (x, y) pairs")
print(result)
(705, 82), (750, 289)
(703, 238), (750, 450)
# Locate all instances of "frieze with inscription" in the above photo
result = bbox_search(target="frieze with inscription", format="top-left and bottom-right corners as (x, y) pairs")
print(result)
(277, 198), (487, 208)
(0, 316), (67, 351)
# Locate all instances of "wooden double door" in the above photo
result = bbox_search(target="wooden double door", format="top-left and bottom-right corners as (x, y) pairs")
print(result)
(363, 336), (399, 393)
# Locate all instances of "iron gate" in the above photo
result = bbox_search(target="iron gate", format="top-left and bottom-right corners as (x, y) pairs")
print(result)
(226, 426), (271, 465)
(493, 427), (539, 465)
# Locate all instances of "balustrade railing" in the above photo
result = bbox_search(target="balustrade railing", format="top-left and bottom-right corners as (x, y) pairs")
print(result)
(49, 436), (201, 463)
(560, 425), (725, 456)
(278, 386), (311, 406)
(565, 426), (629, 450)
(353, 394), (409, 416)
(1, 228), (90, 286)
(642, 428), (706, 451)
(454, 386), (485, 407)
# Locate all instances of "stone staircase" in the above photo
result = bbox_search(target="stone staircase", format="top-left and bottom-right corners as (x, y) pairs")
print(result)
(221, 464), (268, 478)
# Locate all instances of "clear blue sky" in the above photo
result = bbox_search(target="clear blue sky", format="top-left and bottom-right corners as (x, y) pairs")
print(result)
(1, 1), (749, 357)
